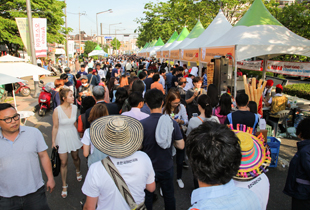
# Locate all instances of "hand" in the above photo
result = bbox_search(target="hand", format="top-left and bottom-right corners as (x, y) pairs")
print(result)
(193, 90), (199, 97)
(175, 119), (181, 124)
(46, 178), (55, 193)
(52, 142), (56, 149)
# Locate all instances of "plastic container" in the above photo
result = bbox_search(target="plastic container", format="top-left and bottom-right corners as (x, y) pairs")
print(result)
(266, 124), (273, 137)
(267, 137), (281, 168)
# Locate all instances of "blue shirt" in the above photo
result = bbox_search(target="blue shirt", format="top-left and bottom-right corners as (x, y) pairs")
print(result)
(140, 113), (183, 172)
(189, 180), (261, 210)
(111, 68), (119, 78)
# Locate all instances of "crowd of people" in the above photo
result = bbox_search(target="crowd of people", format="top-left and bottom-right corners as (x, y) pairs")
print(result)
(0, 55), (309, 210)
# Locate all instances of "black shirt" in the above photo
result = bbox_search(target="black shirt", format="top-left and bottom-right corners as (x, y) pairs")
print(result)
(144, 77), (153, 91)
(84, 101), (119, 129)
(224, 110), (256, 129)
(171, 75), (178, 88)
(140, 113), (183, 172)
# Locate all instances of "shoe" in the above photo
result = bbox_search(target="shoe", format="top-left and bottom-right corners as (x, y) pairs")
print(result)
(183, 161), (189, 168)
(159, 188), (163, 197)
(76, 171), (82, 182)
(177, 179), (184, 188)
(61, 185), (68, 198)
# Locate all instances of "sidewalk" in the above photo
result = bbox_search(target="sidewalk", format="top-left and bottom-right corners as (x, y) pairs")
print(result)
(6, 75), (57, 112)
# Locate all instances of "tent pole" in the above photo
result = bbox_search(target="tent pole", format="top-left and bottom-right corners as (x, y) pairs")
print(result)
(198, 48), (203, 77)
(234, 46), (237, 99)
(12, 84), (17, 110)
(262, 55), (267, 80)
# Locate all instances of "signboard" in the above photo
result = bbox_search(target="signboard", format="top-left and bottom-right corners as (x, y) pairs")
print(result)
(237, 60), (263, 71)
(68, 40), (75, 58)
(105, 36), (112, 40)
(33, 18), (47, 57)
(15, 18), (31, 56)
(200, 46), (235, 63)
(267, 60), (310, 77)
(169, 50), (179, 60)
(182, 49), (199, 62)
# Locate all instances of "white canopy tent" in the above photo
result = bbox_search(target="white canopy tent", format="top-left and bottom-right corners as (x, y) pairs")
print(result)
(88, 45), (108, 57)
(202, 0), (310, 97)
(0, 55), (26, 62)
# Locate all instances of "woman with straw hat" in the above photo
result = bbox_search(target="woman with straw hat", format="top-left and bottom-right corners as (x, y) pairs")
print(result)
(82, 116), (155, 210)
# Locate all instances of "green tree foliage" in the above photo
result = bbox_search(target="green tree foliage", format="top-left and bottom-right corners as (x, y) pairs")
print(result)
(0, 0), (71, 54)
(135, 0), (254, 48)
(83, 41), (97, 56)
(110, 38), (121, 50)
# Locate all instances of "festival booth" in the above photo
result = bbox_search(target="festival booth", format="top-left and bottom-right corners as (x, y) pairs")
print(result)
(88, 45), (108, 57)
(200, 0), (310, 98)
(156, 31), (179, 59)
(182, 10), (232, 63)
(169, 20), (205, 61)
(162, 27), (189, 61)
(138, 42), (150, 57)
(144, 39), (157, 58)
(148, 38), (165, 57)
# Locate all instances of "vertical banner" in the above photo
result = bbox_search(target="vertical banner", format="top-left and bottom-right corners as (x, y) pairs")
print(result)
(33, 18), (47, 57)
(15, 18), (31, 56)
(68, 40), (75, 58)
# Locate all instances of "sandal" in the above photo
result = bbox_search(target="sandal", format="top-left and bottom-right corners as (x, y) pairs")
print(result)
(61, 185), (68, 198)
(76, 171), (82, 182)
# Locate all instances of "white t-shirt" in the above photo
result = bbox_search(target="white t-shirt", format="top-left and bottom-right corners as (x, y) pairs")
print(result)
(234, 173), (270, 210)
(81, 129), (94, 154)
(82, 151), (155, 210)
(191, 67), (198, 76)
(98, 69), (105, 79)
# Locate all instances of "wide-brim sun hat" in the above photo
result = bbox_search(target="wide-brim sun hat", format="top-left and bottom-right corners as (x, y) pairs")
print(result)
(90, 115), (143, 158)
(233, 130), (271, 181)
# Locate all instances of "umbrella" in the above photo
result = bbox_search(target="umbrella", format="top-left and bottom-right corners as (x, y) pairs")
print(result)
(0, 73), (25, 109)
(0, 55), (26, 62)
(0, 62), (51, 78)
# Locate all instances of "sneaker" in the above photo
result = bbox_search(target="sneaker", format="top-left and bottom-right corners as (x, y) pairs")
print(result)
(177, 179), (184, 188)
(159, 188), (163, 196)
(183, 161), (189, 168)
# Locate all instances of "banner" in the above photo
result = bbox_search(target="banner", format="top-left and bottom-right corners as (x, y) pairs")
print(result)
(237, 60), (263, 71)
(200, 46), (235, 63)
(15, 18), (31, 56)
(182, 49), (199, 62)
(162, 50), (169, 58)
(33, 18), (47, 57)
(169, 49), (179, 60)
(156, 51), (161, 58)
(68, 40), (75, 58)
(267, 61), (310, 77)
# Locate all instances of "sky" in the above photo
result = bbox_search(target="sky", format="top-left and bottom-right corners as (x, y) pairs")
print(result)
(66, 0), (167, 41)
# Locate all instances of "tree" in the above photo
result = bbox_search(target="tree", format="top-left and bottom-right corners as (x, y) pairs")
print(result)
(0, 0), (71, 54)
(135, 0), (254, 48)
(83, 41), (97, 57)
(110, 38), (121, 50)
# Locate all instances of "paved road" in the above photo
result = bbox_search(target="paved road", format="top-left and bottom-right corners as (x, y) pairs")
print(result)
(10, 75), (299, 210)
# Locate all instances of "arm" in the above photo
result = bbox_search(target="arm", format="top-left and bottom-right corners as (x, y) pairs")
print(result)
(83, 145), (90, 158)
(185, 90), (198, 104)
(180, 105), (188, 125)
(52, 109), (59, 149)
(83, 196), (98, 210)
(174, 139), (185, 150)
(146, 182), (156, 193)
(38, 150), (55, 193)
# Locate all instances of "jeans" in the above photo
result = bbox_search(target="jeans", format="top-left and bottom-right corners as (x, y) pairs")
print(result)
(176, 148), (184, 179)
(0, 186), (50, 210)
(145, 167), (175, 210)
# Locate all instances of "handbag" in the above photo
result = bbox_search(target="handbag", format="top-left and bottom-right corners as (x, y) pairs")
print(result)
(51, 146), (60, 177)
(101, 157), (146, 210)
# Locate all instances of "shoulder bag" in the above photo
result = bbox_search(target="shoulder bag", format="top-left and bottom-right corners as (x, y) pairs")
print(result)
(51, 146), (60, 177)
(101, 157), (146, 210)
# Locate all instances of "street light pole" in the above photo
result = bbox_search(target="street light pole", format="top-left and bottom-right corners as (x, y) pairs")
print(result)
(26, 0), (39, 97)
(96, 9), (112, 45)
(109, 22), (121, 54)
(64, 0), (69, 68)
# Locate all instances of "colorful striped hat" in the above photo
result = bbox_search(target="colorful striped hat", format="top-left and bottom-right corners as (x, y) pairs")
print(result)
(90, 116), (143, 158)
(233, 129), (271, 180)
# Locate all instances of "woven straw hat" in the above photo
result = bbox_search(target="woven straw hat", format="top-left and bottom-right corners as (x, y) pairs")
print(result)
(233, 130), (271, 181)
(90, 116), (143, 158)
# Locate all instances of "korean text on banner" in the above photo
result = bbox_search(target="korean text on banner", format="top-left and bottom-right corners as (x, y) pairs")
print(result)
(33, 18), (47, 58)
(15, 18), (31, 56)
(200, 46), (235, 63)
(237, 60), (263, 71)
(267, 61), (310, 77)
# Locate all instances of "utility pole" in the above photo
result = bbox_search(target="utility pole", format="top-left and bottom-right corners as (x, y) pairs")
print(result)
(26, 0), (39, 97)
(78, 11), (85, 56)
(65, 0), (69, 68)
(100, 23), (103, 46)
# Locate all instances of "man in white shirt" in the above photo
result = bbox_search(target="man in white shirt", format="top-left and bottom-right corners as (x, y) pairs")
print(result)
(159, 69), (166, 90)
(82, 116), (155, 210)
(122, 92), (149, 120)
(184, 74), (194, 91)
